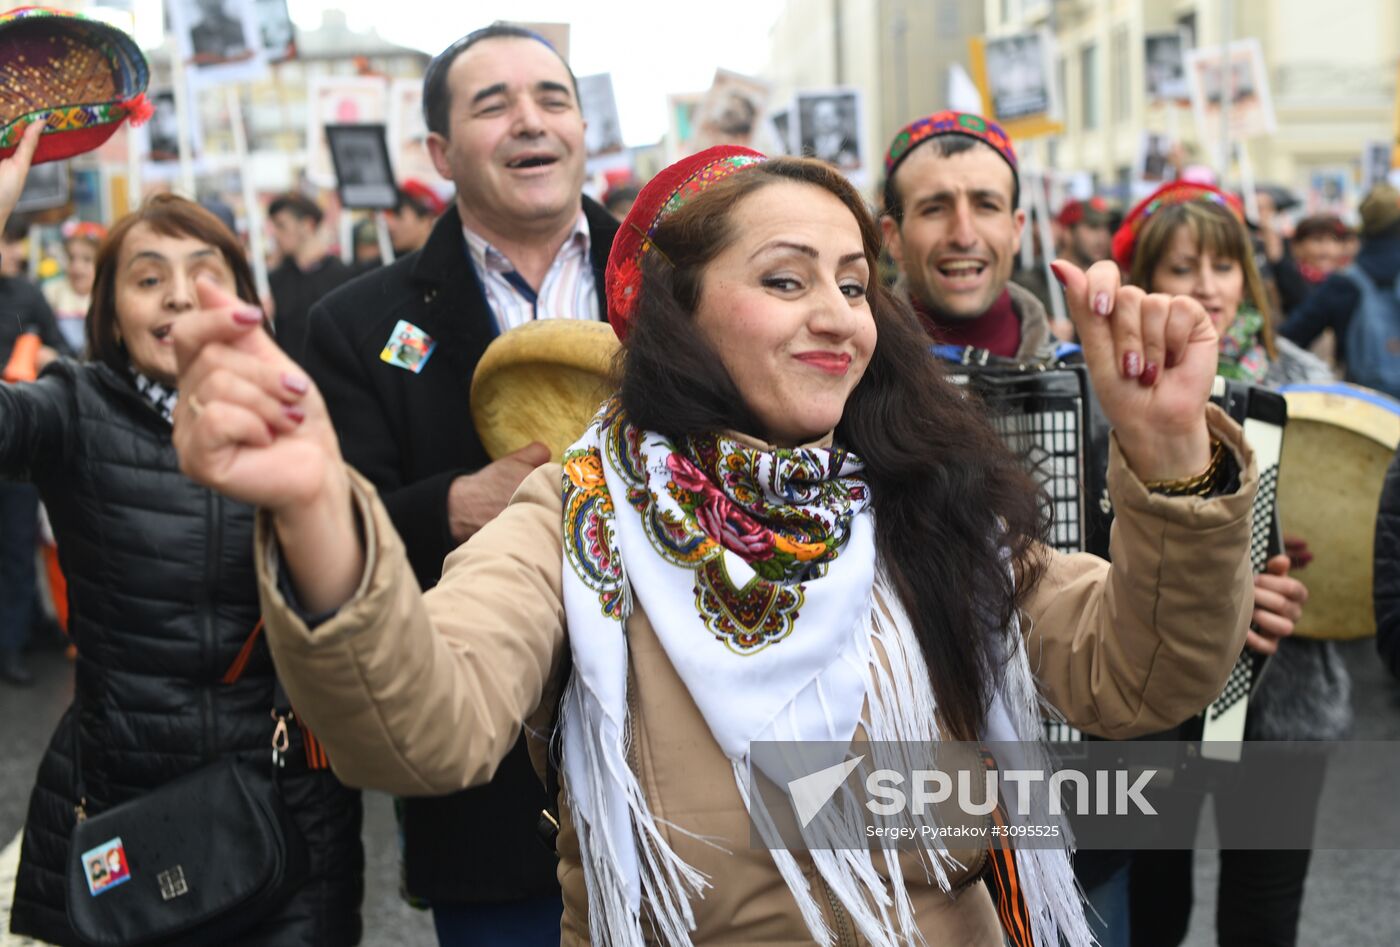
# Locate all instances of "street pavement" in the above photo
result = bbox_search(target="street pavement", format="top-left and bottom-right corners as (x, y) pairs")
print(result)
(1, 639), (1397, 946)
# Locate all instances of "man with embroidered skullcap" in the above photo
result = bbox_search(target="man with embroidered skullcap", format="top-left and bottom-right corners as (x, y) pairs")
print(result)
(298, 21), (618, 945)
(881, 111), (1126, 943)
(880, 111), (1059, 362)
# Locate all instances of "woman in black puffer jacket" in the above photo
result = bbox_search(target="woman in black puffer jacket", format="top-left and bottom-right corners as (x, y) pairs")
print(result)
(3, 191), (363, 946)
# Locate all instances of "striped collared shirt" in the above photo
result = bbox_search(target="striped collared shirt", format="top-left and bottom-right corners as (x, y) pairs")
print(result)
(461, 211), (598, 333)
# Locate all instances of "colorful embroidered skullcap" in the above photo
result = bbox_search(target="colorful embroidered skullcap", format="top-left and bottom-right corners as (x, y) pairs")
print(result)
(884, 111), (1017, 183)
(1111, 180), (1245, 269)
(605, 145), (766, 340)
(0, 7), (151, 166)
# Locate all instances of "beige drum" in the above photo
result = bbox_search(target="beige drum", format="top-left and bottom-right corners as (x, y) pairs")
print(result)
(1277, 383), (1400, 639)
(470, 320), (621, 462)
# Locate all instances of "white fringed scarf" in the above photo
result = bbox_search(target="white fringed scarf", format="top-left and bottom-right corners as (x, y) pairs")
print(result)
(558, 402), (1091, 946)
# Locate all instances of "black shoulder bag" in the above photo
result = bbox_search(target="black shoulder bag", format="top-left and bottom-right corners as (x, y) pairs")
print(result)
(65, 622), (311, 946)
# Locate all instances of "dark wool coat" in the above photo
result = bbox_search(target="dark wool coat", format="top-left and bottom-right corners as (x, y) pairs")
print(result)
(1375, 445), (1400, 680)
(299, 198), (619, 904)
(4, 361), (363, 946)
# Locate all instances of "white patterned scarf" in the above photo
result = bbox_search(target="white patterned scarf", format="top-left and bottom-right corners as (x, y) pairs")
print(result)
(558, 400), (1089, 946)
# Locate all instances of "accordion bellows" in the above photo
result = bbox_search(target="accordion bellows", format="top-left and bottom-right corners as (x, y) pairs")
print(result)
(0, 6), (150, 166)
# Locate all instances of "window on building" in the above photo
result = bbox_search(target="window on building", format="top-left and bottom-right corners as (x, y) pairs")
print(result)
(1112, 26), (1131, 122)
(1080, 43), (1098, 130)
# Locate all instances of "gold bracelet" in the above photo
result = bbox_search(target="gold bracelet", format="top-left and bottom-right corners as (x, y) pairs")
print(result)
(1143, 438), (1227, 497)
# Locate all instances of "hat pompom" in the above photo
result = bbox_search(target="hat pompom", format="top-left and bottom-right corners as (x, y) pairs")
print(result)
(120, 92), (153, 127)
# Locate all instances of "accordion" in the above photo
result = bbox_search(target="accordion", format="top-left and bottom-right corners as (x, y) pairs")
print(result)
(941, 348), (1285, 752)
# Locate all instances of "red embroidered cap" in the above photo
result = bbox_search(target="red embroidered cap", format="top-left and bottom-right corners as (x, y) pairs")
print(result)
(605, 145), (766, 340)
(0, 6), (151, 166)
(1112, 180), (1245, 270)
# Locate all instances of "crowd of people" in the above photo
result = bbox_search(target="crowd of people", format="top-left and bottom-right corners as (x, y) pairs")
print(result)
(1, 18), (1397, 947)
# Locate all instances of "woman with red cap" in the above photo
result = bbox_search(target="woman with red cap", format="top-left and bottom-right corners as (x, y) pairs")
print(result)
(1113, 180), (1349, 947)
(169, 148), (1262, 946)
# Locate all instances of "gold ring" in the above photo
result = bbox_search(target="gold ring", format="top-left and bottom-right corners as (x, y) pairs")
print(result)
(186, 393), (205, 418)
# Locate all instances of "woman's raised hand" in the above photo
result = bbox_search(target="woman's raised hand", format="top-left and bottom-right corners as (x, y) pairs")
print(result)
(173, 277), (341, 511)
(0, 122), (44, 231)
(1052, 259), (1217, 482)
(174, 278), (362, 611)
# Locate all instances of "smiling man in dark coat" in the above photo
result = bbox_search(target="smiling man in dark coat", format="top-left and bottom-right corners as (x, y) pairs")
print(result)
(298, 22), (619, 946)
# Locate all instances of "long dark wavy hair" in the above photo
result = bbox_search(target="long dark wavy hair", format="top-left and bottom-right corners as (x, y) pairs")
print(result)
(618, 157), (1049, 740)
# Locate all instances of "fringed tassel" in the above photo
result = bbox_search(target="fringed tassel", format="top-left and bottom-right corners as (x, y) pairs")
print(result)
(564, 671), (710, 947)
(735, 761), (834, 945)
(119, 92), (154, 127)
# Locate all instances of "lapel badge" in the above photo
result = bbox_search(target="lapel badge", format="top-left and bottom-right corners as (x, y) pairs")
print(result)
(380, 320), (437, 374)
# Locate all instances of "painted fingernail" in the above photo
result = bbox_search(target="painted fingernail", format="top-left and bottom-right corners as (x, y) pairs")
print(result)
(1093, 292), (1111, 316)
(1123, 351), (1142, 378)
(282, 372), (309, 394)
(1139, 361), (1159, 386)
(1165, 350), (1178, 368)
(233, 308), (262, 325)
(1049, 261), (1067, 285)
(283, 404), (306, 423)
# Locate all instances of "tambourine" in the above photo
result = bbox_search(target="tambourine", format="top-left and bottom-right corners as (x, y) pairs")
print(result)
(470, 319), (620, 462)
(1277, 382), (1400, 639)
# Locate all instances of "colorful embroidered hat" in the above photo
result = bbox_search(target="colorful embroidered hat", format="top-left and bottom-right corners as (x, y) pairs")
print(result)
(884, 111), (1017, 184)
(605, 145), (766, 340)
(0, 7), (151, 166)
(1111, 180), (1245, 269)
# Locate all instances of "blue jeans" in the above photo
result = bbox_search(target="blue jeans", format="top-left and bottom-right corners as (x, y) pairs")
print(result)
(1084, 859), (1130, 947)
(431, 895), (563, 947)
(0, 482), (37, 655)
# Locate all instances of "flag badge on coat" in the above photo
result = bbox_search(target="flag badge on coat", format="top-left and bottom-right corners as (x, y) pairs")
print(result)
(380, 320), (437, 373)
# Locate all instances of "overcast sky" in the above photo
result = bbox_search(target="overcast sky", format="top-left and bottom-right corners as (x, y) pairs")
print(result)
(281, 0), (785, 147)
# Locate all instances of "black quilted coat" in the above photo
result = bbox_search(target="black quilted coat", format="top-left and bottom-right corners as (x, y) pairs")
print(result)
(4, 361), (363, 946)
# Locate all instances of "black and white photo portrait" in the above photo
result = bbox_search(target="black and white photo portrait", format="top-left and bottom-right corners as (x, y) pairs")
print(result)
(795, 91), (861, 172)
(984, 32), (1051, 122)
(1137, 131), (1174, 184)
(147, 91), (181, 161)
(1145, 32), (1187, 101)
(185, 0), (252, 62)
(577, 73), (624, 158)
(326, 124), (398, 210)
(254, 0), (296, 62)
